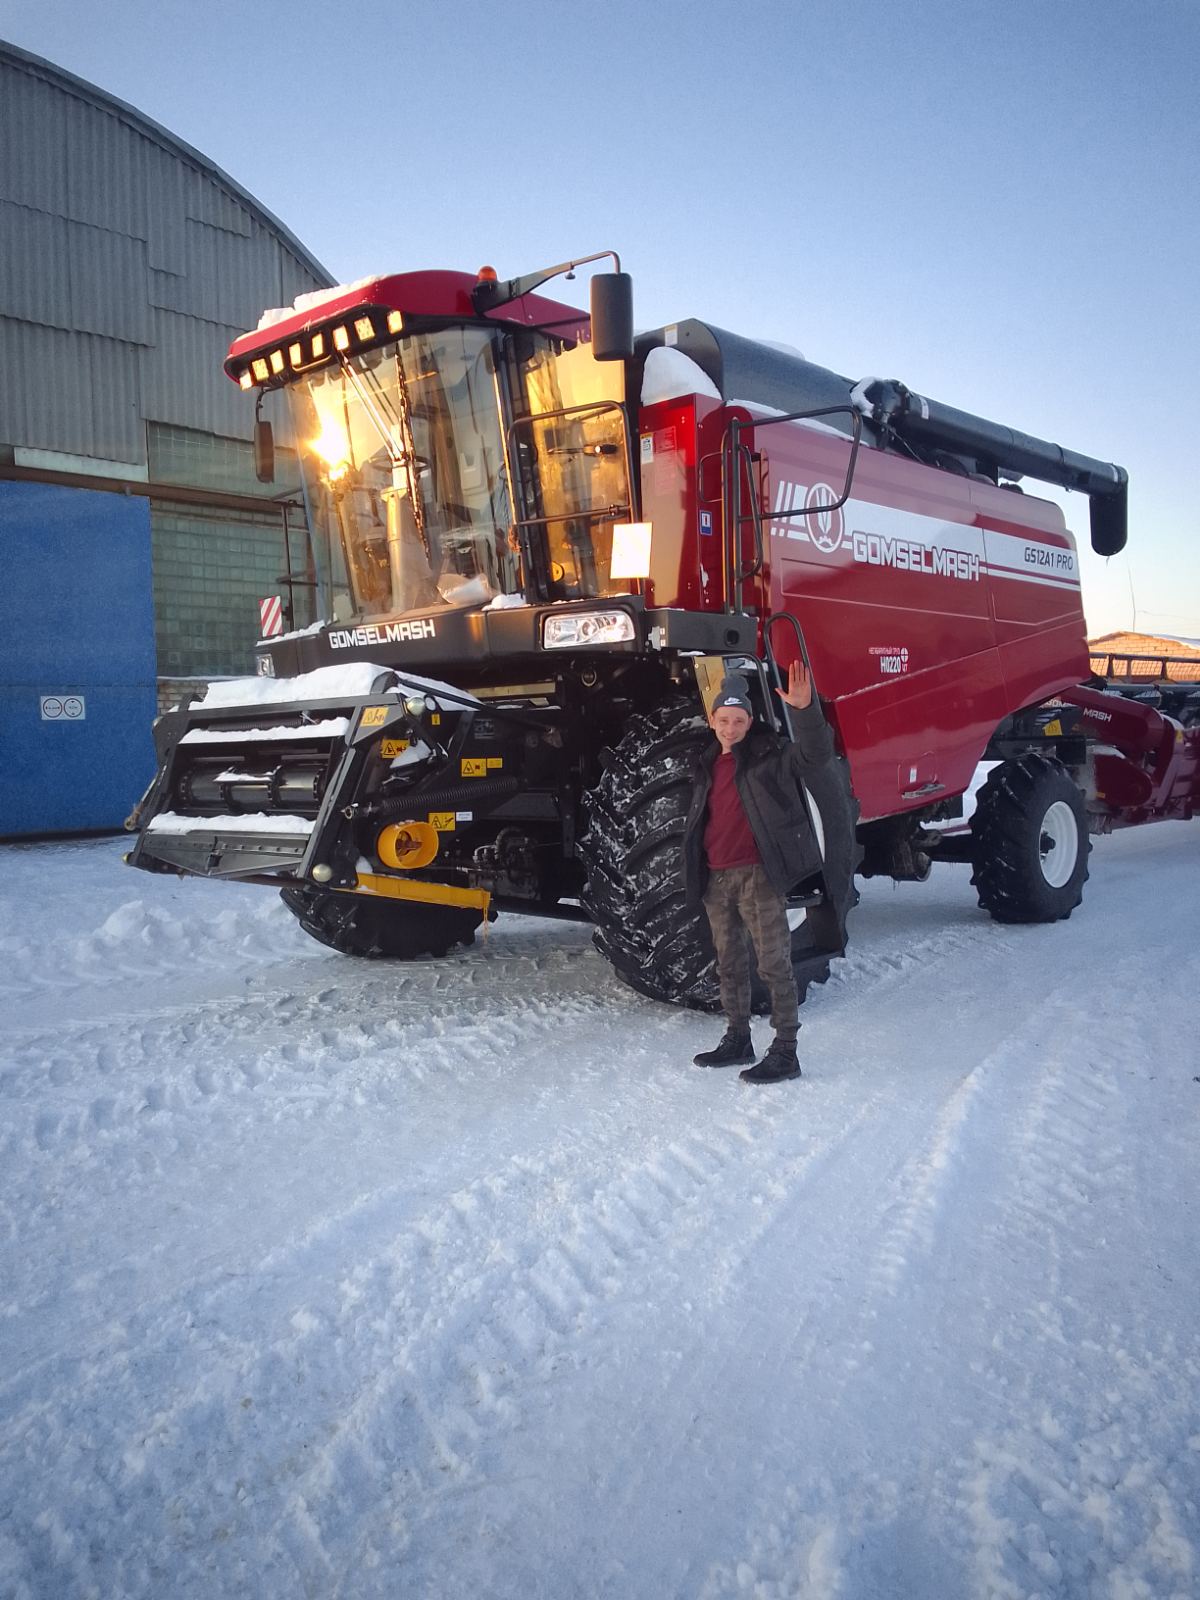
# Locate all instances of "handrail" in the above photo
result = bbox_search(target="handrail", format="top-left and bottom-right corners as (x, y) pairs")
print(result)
(721, 405), (864, 614)
(762, 610), (814, 742)
(738, 443), (765, 581)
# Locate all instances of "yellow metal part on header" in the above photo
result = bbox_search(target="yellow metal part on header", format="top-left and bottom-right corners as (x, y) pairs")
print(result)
(377, 820), (439, 870)
(351, 873), (492, 914)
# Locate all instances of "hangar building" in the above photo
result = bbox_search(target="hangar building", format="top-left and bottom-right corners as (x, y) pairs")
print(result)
(0, 39), (332, 834)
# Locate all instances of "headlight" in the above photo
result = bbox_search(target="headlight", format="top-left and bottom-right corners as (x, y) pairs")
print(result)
(543, 611), (636, 649)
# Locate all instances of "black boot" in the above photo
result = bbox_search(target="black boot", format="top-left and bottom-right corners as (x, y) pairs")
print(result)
(740, 1038), (801, 1083)
(693, 1025), (755, 1068)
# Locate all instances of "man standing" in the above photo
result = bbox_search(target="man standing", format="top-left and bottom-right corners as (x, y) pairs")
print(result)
(682, 660), (835, 1083)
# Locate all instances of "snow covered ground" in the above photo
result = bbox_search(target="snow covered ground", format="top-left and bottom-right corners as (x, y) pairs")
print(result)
(2, 827), (1198, 1599)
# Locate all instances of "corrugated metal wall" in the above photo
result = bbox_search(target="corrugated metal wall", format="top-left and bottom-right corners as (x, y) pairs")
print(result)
(0, 44), (332, 467)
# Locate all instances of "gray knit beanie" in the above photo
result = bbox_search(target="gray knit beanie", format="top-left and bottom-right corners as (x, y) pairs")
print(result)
(712, 674), (753, 716)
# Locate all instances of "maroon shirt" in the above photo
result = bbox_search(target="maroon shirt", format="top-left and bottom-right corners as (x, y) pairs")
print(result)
(703, 751), (761, 869)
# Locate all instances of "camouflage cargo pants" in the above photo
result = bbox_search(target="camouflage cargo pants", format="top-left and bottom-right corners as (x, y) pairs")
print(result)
(702, 864), (799, 1043)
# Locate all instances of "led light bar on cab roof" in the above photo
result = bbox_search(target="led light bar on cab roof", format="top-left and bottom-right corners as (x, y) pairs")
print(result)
(224, 269), (591, 390)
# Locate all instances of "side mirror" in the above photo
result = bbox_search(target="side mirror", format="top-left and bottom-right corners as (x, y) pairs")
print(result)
(254, 418), (275, 484)
(590, 272), (634, 361)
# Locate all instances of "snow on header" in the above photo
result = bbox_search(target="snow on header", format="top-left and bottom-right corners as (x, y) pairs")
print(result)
(201, 664), (391, 708)
(180, 719), (351, 745)
(641, 347), (722, 406)
(197, 663), (480, 714)
(146, 811), (317, 835)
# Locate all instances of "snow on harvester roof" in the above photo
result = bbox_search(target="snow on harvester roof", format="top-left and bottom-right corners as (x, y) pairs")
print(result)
(640, 347), (721, 405)
(256, 279), (378, 331)
(226, 270), (591, 376)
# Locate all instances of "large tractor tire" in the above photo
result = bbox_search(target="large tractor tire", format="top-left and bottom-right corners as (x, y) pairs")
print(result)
(279, 885), (484, 958)
(970, 754), (1090, 923)
(579, 701), (859, 1010)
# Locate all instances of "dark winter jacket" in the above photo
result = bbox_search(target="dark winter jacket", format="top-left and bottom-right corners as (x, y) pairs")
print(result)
(682, 703), (836, 907)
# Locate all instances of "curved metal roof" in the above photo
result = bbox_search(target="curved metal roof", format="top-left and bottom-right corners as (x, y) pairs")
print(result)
(0, 37), (332, 286)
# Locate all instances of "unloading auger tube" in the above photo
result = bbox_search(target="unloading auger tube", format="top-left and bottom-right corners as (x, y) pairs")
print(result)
(851, 378), (1128, 556)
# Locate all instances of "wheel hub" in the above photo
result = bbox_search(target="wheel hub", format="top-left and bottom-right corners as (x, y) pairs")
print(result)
(1039, 800), (1079, 888)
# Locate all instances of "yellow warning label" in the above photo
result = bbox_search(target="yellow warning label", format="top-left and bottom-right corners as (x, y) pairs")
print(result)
(486, 757), (503, 770)
(360, 705), (389, 727)
(1042, 718), (1063, 737)
(430, 712), (442, 726)
(429, 811), (456, 831)
(461, 758), (488, 778)
(381, 738), (410, 758)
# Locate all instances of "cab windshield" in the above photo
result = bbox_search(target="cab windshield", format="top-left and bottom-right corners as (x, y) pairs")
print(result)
(289, 323), (633, 623)
(290, 326), (514, 619)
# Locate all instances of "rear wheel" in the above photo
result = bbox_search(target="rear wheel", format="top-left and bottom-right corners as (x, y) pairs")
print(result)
(970, 754), (1090, 923)
(579, 701), (859, 1009)
(279, 885), (484, 958)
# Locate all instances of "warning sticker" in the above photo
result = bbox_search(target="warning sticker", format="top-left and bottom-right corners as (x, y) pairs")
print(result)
(461, 758), (487, 778)
(381, 739), (410, 758)
(360, 706), (389, 728)
(486, 757), (503, 769)
(429, 812), (456, 831)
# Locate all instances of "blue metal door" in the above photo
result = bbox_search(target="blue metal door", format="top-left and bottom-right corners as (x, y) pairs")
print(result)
(0, 481), (157, 835)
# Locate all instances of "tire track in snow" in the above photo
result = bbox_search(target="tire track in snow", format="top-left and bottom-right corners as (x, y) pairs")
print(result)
(0, 940), (608, 1162)
(248, 1098), (894, 1599)
(693, 946), (1200, 1600)
(4, 984), (909, 1600)
(948, 954), (1200, 1600)
(5, 831), (1198, 1597)
(646, 933), (1194, 1594)
(1, 887), (1099, 1600)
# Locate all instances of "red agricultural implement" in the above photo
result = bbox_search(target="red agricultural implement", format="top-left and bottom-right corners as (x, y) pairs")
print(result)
(125, 252), (1199, 1006)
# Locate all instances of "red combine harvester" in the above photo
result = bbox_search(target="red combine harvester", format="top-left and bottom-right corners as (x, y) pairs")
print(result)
(125, 253), (1200, 1007)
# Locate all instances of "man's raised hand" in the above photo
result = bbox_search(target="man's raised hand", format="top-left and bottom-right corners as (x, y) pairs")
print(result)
(776, 658), (813, 710)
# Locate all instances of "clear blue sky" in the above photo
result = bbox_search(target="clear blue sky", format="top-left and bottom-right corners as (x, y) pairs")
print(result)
(5, 0), (1198, 636)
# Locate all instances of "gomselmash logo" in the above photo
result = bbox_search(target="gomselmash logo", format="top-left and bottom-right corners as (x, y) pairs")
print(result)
(774, 481), (847, 552)
(772, 479), (981, 584)
(328, 618), (437, 649)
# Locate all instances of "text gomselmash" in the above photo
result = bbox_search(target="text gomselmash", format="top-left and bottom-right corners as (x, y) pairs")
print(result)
(851, 530), (980, 583)
(328, 618), (437, 649)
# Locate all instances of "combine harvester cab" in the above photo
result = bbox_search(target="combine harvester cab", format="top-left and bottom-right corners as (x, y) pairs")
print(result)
(126, 250), (1194, 1008)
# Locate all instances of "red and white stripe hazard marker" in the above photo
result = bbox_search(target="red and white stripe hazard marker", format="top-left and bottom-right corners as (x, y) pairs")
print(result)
(258, 595), (283, 637)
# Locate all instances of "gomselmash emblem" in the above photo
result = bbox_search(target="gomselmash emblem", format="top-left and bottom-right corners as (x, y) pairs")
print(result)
(806, 484), (846, 552)
(773, 479), (847, 552)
